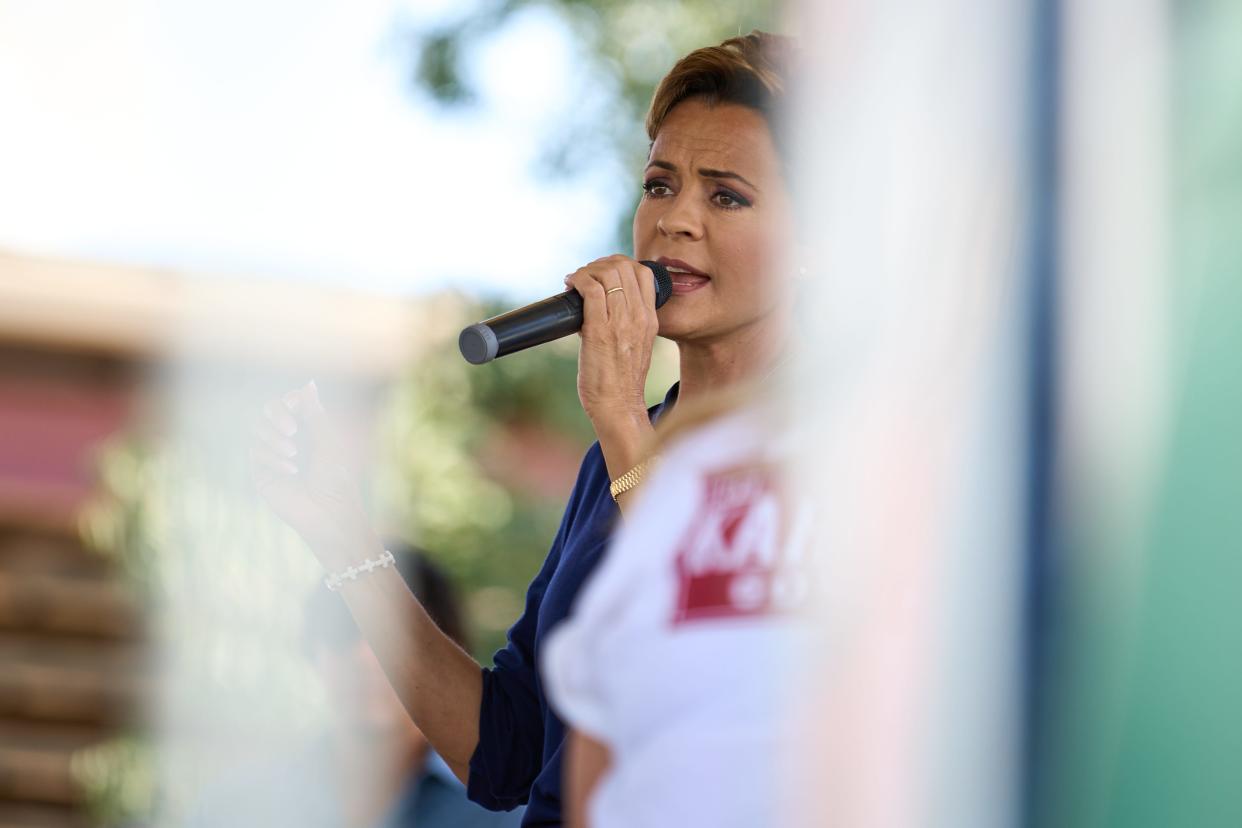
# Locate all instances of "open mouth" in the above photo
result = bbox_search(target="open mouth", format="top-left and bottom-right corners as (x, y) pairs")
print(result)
(658, 257), (711, 294)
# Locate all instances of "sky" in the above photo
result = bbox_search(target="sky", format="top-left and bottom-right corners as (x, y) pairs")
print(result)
(0, 0), (624, 300)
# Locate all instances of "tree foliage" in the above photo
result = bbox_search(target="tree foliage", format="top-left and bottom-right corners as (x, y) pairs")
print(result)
(372, 295), (677, 658)
(404, 0), (779, 244)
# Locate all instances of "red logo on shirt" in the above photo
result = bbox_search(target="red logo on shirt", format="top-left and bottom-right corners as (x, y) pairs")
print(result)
(671, 464), (811, 625)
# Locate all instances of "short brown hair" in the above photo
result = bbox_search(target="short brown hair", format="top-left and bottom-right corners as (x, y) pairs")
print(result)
(645, 30), (796, 143)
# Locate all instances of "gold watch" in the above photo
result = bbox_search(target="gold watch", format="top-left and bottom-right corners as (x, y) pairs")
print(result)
(609, 456), (657, 502)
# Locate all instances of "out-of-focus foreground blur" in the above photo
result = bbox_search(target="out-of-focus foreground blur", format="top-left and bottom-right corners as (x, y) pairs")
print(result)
(0, 0), (1239, 826)
(789, 0), (1242, 825)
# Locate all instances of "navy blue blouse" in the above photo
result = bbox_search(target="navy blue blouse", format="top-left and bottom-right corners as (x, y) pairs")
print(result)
(466, 384), (678, 826)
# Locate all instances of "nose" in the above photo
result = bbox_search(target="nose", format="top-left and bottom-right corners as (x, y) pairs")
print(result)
(656, 192), (704, 240)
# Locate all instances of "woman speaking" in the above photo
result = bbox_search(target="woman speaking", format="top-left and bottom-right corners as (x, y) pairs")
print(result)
(251, 31), (798, 826)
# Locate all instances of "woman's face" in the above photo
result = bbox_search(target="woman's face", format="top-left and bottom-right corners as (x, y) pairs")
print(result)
(634, 97), (793, 346)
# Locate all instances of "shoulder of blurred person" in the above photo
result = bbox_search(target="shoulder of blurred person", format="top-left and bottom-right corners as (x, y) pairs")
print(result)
(540, 378), (813, 826)
(649, 375), (784, 450)
(619, 372), (804, 594)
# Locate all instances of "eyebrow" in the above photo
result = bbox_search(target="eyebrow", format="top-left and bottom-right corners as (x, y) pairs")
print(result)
(645, 159), (760, 192)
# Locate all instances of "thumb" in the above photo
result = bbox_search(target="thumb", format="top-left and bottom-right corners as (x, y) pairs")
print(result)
(284, 381), (327, 428)
(305, 380), (325, 413)
(299, 380), (328, 426)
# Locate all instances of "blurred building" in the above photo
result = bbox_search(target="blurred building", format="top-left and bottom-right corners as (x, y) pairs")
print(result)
(0, 252), (151, 828)
(0, 249), (432, 827)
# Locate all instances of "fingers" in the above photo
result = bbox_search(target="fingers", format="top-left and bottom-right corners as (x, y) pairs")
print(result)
(250, 443), (298, 478)
(565, 268), (609, 330)
(281, 381), (324, 419)
(255, 381), (321, 482)
(254, 419), (297, 461)
(252, 405), (299, 482)
(619, 265), (659, 340)
(617, 266), (642, 310)
(564, 256), (658, 419)
(265, 398), (298, 436)
(564, 255), (658, 326)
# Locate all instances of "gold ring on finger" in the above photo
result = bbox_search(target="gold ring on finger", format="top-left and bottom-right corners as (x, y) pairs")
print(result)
(606, 287), (624, 296)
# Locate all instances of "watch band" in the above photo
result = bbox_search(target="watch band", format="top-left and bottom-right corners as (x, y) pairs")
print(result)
(609, 456), (656, 502)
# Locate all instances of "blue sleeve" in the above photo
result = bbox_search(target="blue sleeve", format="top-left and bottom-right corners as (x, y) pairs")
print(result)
(465, 450), (593, 811)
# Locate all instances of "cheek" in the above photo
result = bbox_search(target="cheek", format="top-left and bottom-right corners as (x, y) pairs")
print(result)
(724, 223), (779, 293)
(632, 201), (657, 249)
(716, 221), (795, 320)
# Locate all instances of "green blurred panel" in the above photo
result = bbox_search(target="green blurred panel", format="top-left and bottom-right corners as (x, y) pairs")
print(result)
(1048, 3), (1242, 826)
(1106, 4), (1242, 824)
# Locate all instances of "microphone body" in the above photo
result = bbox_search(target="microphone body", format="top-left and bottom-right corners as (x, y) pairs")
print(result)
(459, 260), (673, 364)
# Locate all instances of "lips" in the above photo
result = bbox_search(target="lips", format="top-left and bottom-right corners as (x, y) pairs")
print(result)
(657, 257), (711, 295)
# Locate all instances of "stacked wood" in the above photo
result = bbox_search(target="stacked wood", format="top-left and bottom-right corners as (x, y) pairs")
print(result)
(0, 524), (144, 828)
(0, 249), (424, 826)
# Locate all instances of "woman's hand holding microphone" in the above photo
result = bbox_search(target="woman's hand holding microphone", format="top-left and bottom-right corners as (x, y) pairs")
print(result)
(563, 255), (662, 502)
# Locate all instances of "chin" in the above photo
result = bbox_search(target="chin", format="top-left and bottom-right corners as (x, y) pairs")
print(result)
(656, 300), (709, 341)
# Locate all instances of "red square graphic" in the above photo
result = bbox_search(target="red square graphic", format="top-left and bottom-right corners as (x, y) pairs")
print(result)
(671, 463), (809, 625)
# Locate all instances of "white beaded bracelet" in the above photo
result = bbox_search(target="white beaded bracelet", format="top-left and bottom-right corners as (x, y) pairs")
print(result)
(324, 549), (396, 592)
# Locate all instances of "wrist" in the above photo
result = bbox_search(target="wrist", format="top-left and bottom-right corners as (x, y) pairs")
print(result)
(588, 397), (649, 434)
(592, 409), (655, 487)
(592, 406), (651, 450)
(323, 548), (396, 591)
(609, 455), (658, 503)
(311, 525), (385, 572)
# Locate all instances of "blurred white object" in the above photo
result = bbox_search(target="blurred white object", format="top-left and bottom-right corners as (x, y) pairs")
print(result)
(543, 400), (813, 828)
(788, 0), (1031, 824)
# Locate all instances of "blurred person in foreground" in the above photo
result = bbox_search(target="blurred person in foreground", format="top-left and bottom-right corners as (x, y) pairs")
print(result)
(542, 386), (813, 828)
(186, 545), (523, 828)
(251, 31), (800, 826)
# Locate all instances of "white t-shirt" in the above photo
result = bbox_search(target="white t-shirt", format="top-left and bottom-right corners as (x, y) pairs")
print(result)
(541, 405), (814, 828)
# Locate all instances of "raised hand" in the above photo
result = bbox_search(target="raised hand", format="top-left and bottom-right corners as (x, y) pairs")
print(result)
(250, 381), (378, 567)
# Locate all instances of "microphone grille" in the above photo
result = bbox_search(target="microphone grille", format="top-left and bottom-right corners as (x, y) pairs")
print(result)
(641, 261), (673, 308)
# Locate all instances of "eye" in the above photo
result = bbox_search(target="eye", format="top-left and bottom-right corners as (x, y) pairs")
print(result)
(712, 188), (751, 209)
(642, 178), (674, 198)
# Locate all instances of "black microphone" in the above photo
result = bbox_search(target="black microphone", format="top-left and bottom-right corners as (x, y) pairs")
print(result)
(459, 260), (673, 364)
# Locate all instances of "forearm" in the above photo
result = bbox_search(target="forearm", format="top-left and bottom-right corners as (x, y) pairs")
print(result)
(326, 538), (483, 783)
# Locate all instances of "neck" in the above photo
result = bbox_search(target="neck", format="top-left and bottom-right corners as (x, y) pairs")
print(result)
(675, 321), (784, 406)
